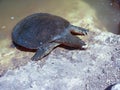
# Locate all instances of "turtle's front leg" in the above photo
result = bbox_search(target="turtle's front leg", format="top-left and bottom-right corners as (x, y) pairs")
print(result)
(54, 33), (87, 49)
(68, 25), (89, 35)
(32, 42), (59, 61)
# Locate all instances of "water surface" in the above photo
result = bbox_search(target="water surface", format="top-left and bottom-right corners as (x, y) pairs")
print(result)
(0, 0), (120, 41)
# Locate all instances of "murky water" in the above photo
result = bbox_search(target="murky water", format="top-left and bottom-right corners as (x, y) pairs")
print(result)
(0, 0), (79, 40)
(84, 0), (120, 34)
(0, 0), (120, 41)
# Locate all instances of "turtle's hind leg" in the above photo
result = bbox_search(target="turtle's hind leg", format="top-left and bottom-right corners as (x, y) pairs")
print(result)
(32, 42), (59, 61)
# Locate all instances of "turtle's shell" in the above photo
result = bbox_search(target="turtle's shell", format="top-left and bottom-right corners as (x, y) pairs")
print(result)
(12, 13), (70, 49)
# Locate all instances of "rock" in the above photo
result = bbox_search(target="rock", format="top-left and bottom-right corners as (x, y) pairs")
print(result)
(112, 0), (120, 9)
(0, 29), (120, 90)
(112, 83), (120, 90)
(10, 16), (14, 20)
(1, 26), (6, 29)
(105, 83), (120, 90)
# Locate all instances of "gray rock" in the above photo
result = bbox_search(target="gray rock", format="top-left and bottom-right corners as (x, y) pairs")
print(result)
(112, 83), (120, 90)
(105, 83), (120, 90)
(0, 30), (120, 90)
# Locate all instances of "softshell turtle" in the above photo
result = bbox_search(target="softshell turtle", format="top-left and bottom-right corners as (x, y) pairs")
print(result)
(12, 13), (89, 61)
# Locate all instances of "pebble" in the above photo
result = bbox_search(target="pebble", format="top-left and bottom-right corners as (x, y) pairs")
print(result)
(10, 16), (14, 20)
(1, 26), (6, 29)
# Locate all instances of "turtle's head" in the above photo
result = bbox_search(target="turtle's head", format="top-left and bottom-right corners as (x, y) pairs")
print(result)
(67, 25), (89, 35)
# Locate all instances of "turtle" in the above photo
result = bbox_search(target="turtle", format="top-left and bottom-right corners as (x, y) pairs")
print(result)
(12, 13), (89, 61)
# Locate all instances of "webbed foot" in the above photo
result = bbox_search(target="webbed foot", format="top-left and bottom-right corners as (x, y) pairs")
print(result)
(32, 42), (59, 61)
(54, 33), (87, 49)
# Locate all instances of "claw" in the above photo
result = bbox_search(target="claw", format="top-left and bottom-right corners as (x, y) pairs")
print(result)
(82, 29), (89, 35)
(83, 30), (89, 35)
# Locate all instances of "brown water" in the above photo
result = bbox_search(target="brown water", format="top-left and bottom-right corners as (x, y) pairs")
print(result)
(0, 0), (79, 40)
(84, 0), (120, 34)
(0, 0), (120, 41)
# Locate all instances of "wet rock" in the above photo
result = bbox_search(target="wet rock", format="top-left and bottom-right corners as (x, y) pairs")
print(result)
(112, 0), (120, 9)
(0, 29), (120, 90)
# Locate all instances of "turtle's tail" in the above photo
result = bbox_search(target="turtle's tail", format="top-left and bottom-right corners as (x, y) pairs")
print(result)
(68, 25), (89, 35)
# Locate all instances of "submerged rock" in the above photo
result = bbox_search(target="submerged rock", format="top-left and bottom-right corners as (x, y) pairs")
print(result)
(0, 28), (120, 90)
